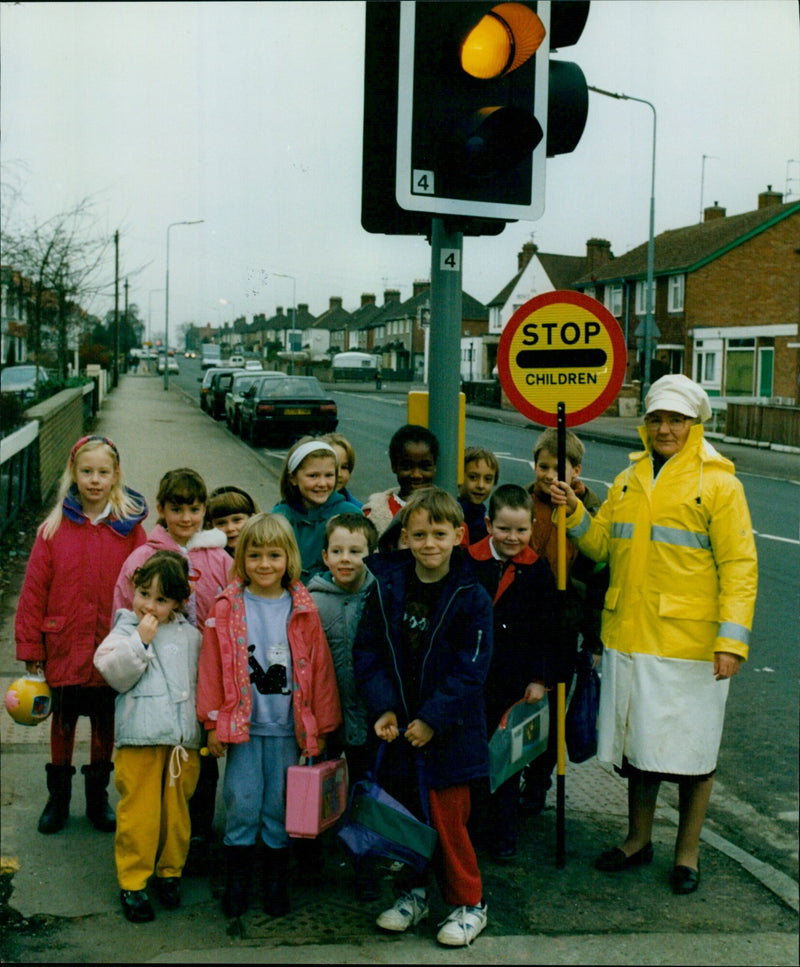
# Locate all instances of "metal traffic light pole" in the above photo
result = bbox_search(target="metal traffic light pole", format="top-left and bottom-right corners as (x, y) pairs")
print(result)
(427, 218), (463, 496)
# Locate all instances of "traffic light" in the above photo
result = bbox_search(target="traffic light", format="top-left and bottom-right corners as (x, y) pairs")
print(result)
(361, 1), (505, 236)
(546, 0), (590, 157)
(395, 1), (553, 222)
(361, 1), (589, 234)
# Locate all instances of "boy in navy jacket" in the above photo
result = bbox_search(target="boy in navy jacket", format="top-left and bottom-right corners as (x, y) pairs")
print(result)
(467, 484), (556, 861)
(353, 487), (493, 948)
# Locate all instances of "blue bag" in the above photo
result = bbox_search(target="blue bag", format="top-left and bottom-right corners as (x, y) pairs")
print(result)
(565, 649), (601, 763)
(337, 742), (438, 873)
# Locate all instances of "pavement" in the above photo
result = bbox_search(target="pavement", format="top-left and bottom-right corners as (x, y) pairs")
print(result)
(1, 373), (798, 965)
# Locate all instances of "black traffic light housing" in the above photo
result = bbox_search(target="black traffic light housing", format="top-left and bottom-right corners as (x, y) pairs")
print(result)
(361, 1), (590, 236)
(547, 0), (590, 157)
(395, 1), (550, 222)
(361, 2), (506, 237)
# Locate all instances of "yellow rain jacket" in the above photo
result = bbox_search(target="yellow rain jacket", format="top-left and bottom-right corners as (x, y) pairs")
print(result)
(565, 424), (757, 775)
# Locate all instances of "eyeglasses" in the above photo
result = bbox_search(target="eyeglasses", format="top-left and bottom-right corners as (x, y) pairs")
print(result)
(644, 414), (691, 428)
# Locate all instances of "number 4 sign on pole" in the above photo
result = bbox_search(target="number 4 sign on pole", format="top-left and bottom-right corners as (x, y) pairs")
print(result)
(498, 290), (627, 868)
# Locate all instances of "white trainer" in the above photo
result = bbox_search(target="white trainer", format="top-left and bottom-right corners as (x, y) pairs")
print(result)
(436, 902), (488, 946)
(375, 889), (429, 932)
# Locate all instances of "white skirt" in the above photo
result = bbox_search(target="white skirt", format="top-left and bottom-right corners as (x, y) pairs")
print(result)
(597, 647), (730, 776)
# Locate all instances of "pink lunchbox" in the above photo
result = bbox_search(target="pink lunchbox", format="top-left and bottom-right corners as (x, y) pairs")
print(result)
(285, 758), (349, 839)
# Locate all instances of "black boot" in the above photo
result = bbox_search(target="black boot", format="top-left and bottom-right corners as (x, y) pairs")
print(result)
(185, 755), (218, 876)
(82, 762), (116, 832)
(38, 764), (75, 834)
(263, 846), (291, 917)
(222, 845), (255, 918)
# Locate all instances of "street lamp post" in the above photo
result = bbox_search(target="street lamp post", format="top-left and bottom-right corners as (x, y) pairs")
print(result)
(148, 288), (165, 372)
(273, 273), (297, 374)
(589, 86), (659, 400)
(165, 219), (204, 390)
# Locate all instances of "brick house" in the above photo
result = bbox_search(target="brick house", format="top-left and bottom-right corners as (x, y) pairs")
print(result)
(485, 239), (607, 378)
(574, 189), (800, 402)
(307, 296), (353, 357)
(356, 282), (488, 379)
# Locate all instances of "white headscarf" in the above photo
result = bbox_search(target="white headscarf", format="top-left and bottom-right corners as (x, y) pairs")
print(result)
(644, 374), (712, 422)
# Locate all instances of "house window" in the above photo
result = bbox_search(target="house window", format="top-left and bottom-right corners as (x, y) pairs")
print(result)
(604, 284), (623, 317)
(725, 338), (756, 397)
(668, 275), (684, 313)
(693, 337), (722, 393)
(635, 279), (656, 315)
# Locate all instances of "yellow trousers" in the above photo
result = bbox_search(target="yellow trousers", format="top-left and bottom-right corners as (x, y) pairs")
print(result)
(114, 745), (200, 891)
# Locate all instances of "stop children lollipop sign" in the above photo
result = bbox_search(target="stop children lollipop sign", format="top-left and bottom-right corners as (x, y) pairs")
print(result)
(497, 290), (627, 427)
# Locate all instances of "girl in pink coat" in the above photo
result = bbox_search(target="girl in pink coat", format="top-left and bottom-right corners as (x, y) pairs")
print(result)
(197, 513), (341, 920)
(112, 467), (231, 871)
(15, 435), (147, 835)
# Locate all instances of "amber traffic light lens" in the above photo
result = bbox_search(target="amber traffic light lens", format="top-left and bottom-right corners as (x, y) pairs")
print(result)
(461, 2), (546, 79)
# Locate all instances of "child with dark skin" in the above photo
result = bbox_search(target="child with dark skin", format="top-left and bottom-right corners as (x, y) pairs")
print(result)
(363, 424), (438, 537)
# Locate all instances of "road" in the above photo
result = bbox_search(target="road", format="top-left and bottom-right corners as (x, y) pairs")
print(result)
(174, 360), (800, 880)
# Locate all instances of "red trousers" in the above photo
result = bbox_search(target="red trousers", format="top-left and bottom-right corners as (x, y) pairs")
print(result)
(427, 784), (483, 907)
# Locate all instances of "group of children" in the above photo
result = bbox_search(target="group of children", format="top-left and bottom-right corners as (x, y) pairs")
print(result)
(14, 421), (605, 948)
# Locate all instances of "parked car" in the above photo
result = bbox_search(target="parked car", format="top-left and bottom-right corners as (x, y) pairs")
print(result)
(228, 354), (245, 368)
(198, 366), (242, 413)
(224, 371), (275, 434)
(157, 354), (179, 374)
(184, 350), (197, 359)
(244, 358), (264, 372)
(240, 375), (338, 446)
(207, 368), (246, 420)
(1, 364), (52, 402)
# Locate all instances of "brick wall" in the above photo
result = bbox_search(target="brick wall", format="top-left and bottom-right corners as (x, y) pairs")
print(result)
(24, 387), (85, 503)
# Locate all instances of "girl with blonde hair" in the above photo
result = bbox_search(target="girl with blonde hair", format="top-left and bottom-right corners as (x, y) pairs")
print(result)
(15, 435), (148, 835)
(197, 513), (341, 919)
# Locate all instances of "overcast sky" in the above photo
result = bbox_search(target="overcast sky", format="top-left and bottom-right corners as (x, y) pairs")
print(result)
(2, 1), (798, 340)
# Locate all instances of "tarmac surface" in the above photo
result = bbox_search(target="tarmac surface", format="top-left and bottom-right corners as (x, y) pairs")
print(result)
(1, 373), (798, 964)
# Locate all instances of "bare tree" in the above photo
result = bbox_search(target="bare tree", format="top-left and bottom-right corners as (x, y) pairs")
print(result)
(1, 193), (113, 379)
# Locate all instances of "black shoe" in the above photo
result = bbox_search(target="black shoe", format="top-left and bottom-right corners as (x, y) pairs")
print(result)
(669, 864), (700, 895)
(120, 889), (155, 923)
(183, 835), (212, 877)
(594, 841), (654, 872)
(263, 847), (291, 917)
(491, 840), (518, 863)
(222, 845), (255, 918)
(154, 876), (181, 909)
(354, 860), (381, 902)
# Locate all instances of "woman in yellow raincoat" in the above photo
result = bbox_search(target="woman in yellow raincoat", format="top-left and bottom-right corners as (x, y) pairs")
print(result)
(551, 374), (757, 895)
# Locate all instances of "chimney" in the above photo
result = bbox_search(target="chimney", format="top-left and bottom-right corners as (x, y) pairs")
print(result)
(758, 185), (783, 209)
(329, 297), (343, 311)
(276, 306), (284, 316)
(585, 238), (612, 273)
(361, 293), (376, 307)
(518, 242), (537, 271)
(384, 288), (401, 305)
(704, 202), (726, 222)
(298, 303), (309, 314)
(413, 279), (430, 298)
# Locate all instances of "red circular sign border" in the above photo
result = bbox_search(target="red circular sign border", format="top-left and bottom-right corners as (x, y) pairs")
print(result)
(497, 289), (627, 428)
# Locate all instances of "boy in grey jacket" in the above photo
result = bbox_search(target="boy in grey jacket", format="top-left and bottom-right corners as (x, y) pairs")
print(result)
(94, 551), (201, 924)
(307, 513), (378, 898)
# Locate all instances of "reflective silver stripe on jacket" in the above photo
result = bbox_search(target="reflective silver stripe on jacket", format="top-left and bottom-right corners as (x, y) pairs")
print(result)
(718, 621), (750, 645)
